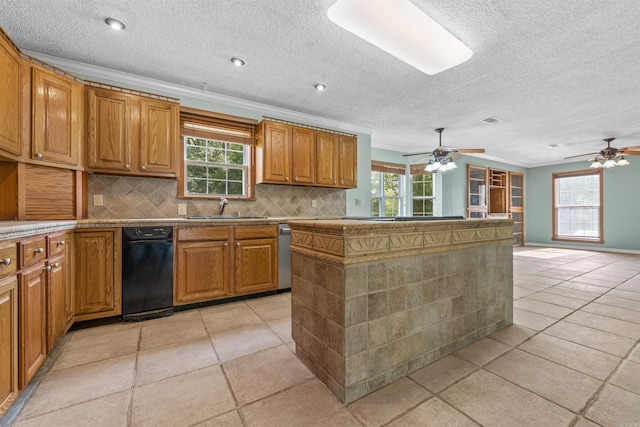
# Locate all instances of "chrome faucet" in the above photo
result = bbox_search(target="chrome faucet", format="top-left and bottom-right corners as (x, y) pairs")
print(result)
(219, 197), (229, 216)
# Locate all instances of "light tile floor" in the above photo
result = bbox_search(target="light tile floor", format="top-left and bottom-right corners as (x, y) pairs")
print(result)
(9, 246), (640, 426)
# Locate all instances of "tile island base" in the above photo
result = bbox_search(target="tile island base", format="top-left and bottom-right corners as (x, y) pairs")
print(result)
(288, 218), (514, 403)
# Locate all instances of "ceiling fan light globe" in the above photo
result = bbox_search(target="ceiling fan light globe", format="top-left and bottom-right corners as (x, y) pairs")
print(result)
(617, 157), (630, 166)
(590, 160), (602, 169)
(602, 159), (616, 168)
(432, 161), (441, 170)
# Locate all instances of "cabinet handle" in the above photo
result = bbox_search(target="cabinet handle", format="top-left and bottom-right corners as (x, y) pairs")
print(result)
(141, 165), (146, 171)
(57, 240), (65, 246)
(293, 177), (298, 182)
(284, 177), (289, 182)
(224, 242), (228, 247)
(36, 153), (43, 159)
(44, 265), (52, 272)
(35, 248), (45, 254)
(236, 242), (240, 247)
(0, 258), (11, 266)
(125, 164), (131, 170)
(51, 263), (60, 268)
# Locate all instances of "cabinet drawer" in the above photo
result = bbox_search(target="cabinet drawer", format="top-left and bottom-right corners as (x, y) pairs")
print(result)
(19, 237), (47, 268)
(234, 225), (277, 240)
(0, 243), (17, 278)
(177, 226), (231, 242)
(47, 232), (68, 257)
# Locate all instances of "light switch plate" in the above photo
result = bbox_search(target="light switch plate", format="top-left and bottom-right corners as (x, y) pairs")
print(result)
(93, 194), (104, 207)
(178, 203), (187, 215)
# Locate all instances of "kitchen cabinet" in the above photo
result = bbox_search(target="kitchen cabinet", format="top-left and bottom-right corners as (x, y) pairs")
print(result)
(256, 120), (358, 189)
(234, 225), (278, 295)
(74, 228), (121, 321)
(315, 131), (338, 187)
(291, 127), (315, 184)
(18, 263), (47, 389)
(257, 121), (291, 184)
(0, 276), (18, 417)
(86, 87), (179, 177)
(489, 169), (508, 215)
(175, 225), (277, 304)
(175, 226), (231, 305)
(338, 135), (357, 188)
(31, 65), (83, 167)
(0, 29), (23, 159)
(46, 231), (72, 352)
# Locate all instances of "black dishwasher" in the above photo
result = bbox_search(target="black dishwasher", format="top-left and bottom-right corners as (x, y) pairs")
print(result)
(122, 226), (174, 321)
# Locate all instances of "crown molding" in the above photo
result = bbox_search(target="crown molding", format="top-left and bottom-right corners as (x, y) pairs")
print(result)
(24, 50), (373, 136)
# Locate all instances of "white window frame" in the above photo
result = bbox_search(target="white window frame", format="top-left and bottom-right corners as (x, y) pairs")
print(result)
(371, 170), (404, 217)
(410, 172), (436, 217)
(552, 169), (603, 243)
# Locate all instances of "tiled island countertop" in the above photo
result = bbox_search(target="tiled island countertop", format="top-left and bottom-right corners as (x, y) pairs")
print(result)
(287, 218), (515, 403)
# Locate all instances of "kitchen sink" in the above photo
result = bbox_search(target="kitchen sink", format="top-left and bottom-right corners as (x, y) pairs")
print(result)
(186, 215), (267, 219)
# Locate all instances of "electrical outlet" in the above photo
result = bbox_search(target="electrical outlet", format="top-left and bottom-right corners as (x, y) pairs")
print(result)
(311, 199), (317, 208)
(93, 194), (104, 207)
(177, 203), (187, 216)
(355, 198), (361, 206)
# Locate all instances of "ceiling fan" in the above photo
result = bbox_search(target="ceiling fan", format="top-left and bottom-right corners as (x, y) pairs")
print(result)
(565, 138), (640, 168)
(403, 128), (486, 172)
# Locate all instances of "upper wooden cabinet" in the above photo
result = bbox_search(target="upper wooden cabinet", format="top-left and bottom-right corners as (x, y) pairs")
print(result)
(31, 66), (83, 167)
(257, 121), (291, 184)
(86, 87), (179, 178)
(256, 120), (357, 189)
(0, 31), (23, 159)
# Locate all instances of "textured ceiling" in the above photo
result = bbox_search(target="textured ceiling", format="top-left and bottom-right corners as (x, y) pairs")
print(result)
(1, 0), (639, 166)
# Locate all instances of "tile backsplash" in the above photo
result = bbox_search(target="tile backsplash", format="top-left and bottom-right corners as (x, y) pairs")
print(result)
(87, 175), (347, 219)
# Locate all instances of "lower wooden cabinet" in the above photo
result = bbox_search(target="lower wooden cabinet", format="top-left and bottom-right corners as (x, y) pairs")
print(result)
(74, 229), (121, 321)
(46, 254), (67, 353)
(174, 241), (231, 305)
(234, 238), (277, 295)
(0, 276), (18, 417)
(174, 225), (278, 305)
(19, 264), (47, 389)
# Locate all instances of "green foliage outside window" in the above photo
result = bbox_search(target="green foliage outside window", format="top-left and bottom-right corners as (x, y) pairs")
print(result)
(185, 137), (246, 196)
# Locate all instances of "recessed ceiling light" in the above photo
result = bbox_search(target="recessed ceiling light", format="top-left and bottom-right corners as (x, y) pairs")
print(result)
(105, 18), (125, 31)
(327, 0), (472, 75)
(481, 117), (502, 124)
(231, 57), (246, 66)
(314, 83), (326, 91)
(548, 144), (560, 148)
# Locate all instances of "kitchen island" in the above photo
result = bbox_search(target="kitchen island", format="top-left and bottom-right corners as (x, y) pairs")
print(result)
(288, 218), (514, 403)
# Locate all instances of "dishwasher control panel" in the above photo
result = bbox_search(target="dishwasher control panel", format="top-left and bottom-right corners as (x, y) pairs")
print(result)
(123, 226), (173, 241)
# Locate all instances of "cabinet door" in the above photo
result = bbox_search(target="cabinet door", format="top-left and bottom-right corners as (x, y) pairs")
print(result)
(86, 88), (133, 172)
(0, 34), (23, 157)
(19, 265), (47, 389)
(234, 238), (277, 295)
(46, 254), (66, 353)
(62, 233), (75, 329)
(338, 135), (357, 188)
(74, 230), (120, 320)
(139, 98), (178, 176)
(509, 171), (525, 246)
(467, 164), (488, 218)
(175, 241), (230, 304)
(0, 276), (18, 416)
(291, 127), (314, 184)
(315, 132), (338, 187)
(32, 68), (78, 166)
(261, 122), (291, 183)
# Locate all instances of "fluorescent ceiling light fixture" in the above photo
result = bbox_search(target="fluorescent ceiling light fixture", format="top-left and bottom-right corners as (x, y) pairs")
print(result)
(105, 18), (125, 30)
(327, 0), (472, 75)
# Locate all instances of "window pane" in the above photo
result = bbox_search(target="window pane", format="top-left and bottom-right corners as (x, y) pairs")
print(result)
(208, 167), (226, 180)
(228, 182), (243, 195)
(371, 198), (380, 216)
(554, 172), (601, 240)
(186, 146), (207, 161)
(228, 168), (243, 181)
(371, 172), (381, 196)
(187, 178), (207, 194)
(187, 164), (207, 179)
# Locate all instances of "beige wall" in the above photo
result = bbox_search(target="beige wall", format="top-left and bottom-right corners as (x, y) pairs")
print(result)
(87, 175), (347, 219)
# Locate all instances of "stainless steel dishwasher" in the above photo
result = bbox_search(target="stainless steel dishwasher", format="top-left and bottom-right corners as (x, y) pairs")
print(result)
(122, 226), (174, 321)
(278, 224), (291, 290)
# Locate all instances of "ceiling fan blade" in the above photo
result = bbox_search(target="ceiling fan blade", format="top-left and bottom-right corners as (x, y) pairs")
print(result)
(402, 152), (432, 157)
(412, 155), (431, 163)
(456, 148), (485, 154)
(619, 149), (640, 155)
(620, 145), (640, 151)
(565, 152), (599, 159)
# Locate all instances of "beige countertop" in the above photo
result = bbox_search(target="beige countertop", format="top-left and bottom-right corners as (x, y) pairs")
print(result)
(0, 217), (331, 240)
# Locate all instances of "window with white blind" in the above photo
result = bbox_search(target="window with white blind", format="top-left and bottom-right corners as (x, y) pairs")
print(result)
(552, 169), (603, 243)
(179, 107), (257, 199)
